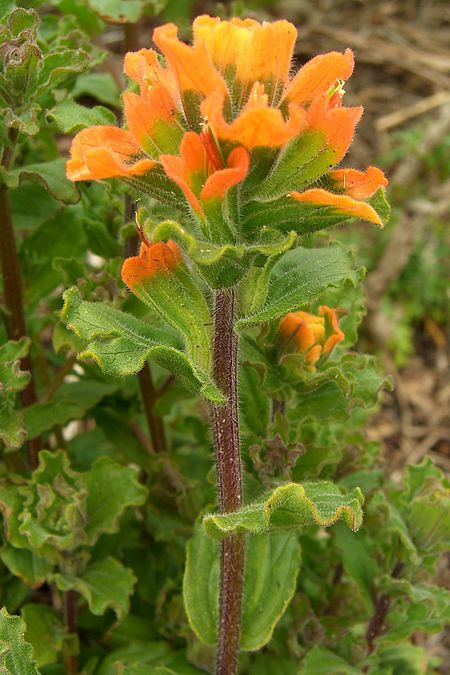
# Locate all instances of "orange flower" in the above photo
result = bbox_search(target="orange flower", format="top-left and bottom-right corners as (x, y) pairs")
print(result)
(66, 15), (388, 234)
(121, 239), (181, 290)
(278, 306), (344, 370)
(160, 131), (249, 215)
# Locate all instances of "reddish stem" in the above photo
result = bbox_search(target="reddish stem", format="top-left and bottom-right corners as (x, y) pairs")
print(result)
(0, 130), (40, 467)
(210, 289), (245, 675)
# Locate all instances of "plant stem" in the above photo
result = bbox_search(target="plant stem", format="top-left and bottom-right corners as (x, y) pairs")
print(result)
(366, 561), (404, 654)
(63, 590), (77, 675)
(138, 362), (167, 453)
(0, 129), (40, 468)
(211, 289), (245, 675)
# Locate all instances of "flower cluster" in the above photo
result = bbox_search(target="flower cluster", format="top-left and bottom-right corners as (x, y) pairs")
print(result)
(278, 306), (344, 370)
(67, 15), (388, 250)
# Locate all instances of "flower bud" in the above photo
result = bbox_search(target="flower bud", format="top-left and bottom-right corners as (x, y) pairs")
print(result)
(278, 305), (344, 371)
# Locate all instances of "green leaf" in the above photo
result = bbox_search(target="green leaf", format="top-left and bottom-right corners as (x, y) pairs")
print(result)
(23, 380), (118, 439)
(52, 556), (137, 620)
(61, 287), (224, 403)
(203, 482), (364, 539)
(183, 525), (301, 650)
(332, 523), (376, 613)
(47, 99), (116, 133)
(0, 338), (30, 449)
(236, 246), (359, 330)
(4, 159), (80, 204)
(84, 456), (148, 545)
(368, 187), (391, 225)
(97, 642), (202, 675)
(21, 604), (65, 668)
(0, 607), (39, 675)
(0, 544), (52, 588)
(72, 72), (120, 107)
(87, 0), (146, 22)
(300, 647), (360, 674)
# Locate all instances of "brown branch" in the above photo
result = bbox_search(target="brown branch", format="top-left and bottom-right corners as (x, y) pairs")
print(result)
(138, 363), (167, 453)
(0, 128), (41, 468)
(62, 589), (78, 675)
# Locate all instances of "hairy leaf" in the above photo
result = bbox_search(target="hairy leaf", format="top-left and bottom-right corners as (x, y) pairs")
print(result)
(183, 525), (301, 650)
(0, 607), (39, 675)
(236, 246), (359, 329)
(203, 482), (364, 539)
(61, 287), (224, 402)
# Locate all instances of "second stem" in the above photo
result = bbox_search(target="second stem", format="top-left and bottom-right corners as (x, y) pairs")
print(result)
(211, 289), (245, 675)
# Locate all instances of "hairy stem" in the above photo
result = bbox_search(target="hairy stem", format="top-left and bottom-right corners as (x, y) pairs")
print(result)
(211, 289), (245, 675)
(0, 130), (40, 468)
(63, 590), (78, 675)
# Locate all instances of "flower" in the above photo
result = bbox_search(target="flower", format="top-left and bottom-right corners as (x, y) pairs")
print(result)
(278, 306), (344, 370)
(66, 15), (389, 237)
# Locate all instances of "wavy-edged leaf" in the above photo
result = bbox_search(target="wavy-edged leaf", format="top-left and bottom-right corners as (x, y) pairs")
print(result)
(236, 246), (359, 330)
(52, 556), (136, 620)
(60, 287), (224, 403)
(85, 456), (148, 545)
(203, 482), (364, 539)
(0, 607), (39, 675)
(300, 647), (360, 675)
(183, 525), (301, 650)
(0, 544), (52, 588)
(0, 338), (31, 449)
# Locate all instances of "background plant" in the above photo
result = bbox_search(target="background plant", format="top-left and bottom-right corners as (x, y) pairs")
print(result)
(0, 1), (449, 674)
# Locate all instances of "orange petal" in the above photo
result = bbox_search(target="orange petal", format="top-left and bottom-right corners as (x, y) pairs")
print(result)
(121, 240), (181, 289)
(160, 133), (207, 214)
(291, 188), (382, 225)
(287, 49), (354, 104)
(307, 96), (363, 162)
(201, 146), (249, 201)
(319, 306), (344, 353)
(193, 15), (296, 89)
(124, 48), (178, 100)
(201, 92), (306, 148)
(153, 23), (227, 99)
(330, 166), (388, 199)
(123, 85), (181, 153)
(66, 126), (156, 181)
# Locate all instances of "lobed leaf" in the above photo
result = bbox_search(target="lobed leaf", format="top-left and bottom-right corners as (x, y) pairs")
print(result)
(61, 287), (224, 402)
(0, 338), (31, 449)
(52, 556), (137, 620)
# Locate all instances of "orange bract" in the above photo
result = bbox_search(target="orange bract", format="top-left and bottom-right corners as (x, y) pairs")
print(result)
(330, 166), (388, 199)
(160, 131), (249, 215)
(66, 127), (156, 181)
(291, 188), (382, 226)
(121, 239), (181, 289)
